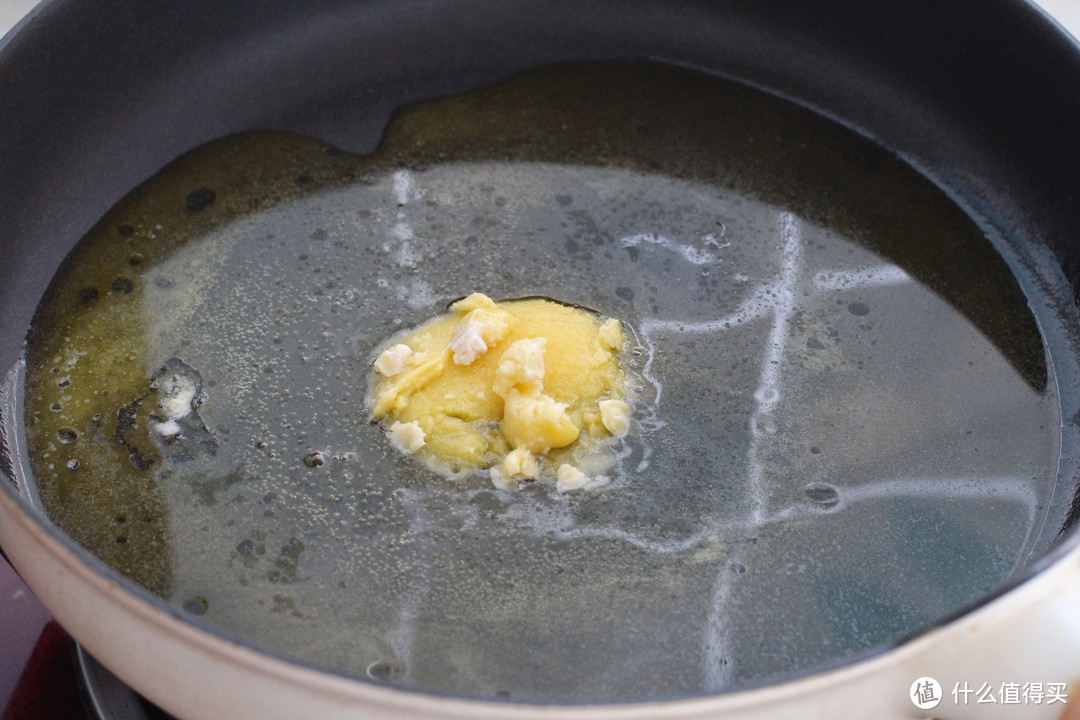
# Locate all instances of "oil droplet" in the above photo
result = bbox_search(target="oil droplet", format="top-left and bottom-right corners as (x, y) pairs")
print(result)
(182, 596), (209, 615)
(111, 276), (134, 294)
(804, 482), (840, 507)
(366, 660), (404, 682)
(57, 428), (78, 444)
(185, 187), (217, 213)
(303, 451), (327, 468)
(847, 302), (870, 316)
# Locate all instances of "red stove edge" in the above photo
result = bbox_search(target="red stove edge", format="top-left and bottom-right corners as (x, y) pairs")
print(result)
(0, 553), (86, 720)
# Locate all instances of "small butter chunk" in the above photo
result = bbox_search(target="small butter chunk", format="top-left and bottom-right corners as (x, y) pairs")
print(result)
(489, 466), (519, 491)
(502, 386), (580, 452)
(449, 308), (509, 365)
(599, 399), (631, 437)
(157, 374), (197, 420)
(374, 344), (414, 377)
(389, 420), (426, 454)
(150, 419), (182, 440)
(493, 337), (547, 397)
(371, 350), (449, 419)
(556, 464), (590, 492)
(450, 292), (497, 314)
(599, 318), (623, 351)
(501, 448), (540, 480)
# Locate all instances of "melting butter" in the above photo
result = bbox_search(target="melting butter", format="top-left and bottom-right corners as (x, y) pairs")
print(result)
(369, 293), (629, 489)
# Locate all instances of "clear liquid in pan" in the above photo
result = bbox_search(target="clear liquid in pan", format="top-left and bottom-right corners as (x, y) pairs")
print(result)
(19, 62), (1061, 702)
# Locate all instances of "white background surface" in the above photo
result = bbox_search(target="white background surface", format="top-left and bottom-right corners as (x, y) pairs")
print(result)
(0, 0), (35, 36)
(3, 0), (1080, 40)
(1037, 0), (1080, 34)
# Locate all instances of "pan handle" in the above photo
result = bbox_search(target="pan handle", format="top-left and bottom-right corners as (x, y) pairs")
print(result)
(890, 543), (1080, 720)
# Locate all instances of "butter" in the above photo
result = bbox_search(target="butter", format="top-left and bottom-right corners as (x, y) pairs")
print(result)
(371, 349), (449, 418)
(493, 337), (546, 396)
(598, 318), (623, 351)
(501, 448), (540, 480)
(368, 294), (630, 489)
(374, 344), (414, 377)
(449, 300), (510, 365)
(598, 399), (631, 437)
(501, 386), (579, 452)
(555, 464), (590, 492)
(389, 420), (426, 454)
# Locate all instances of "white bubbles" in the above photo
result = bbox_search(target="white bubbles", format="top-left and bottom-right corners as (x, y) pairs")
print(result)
(753, 387), (779, 404)
(813, 264), (910, 292)
(618, 232), (718, 266)
(392, 169), (423, 206)
(751, 412), (778, 436)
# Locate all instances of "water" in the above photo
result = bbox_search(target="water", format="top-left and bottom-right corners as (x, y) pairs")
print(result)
(14, 61), (1063, 702)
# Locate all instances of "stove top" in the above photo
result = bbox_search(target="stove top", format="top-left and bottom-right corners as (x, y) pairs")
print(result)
(1, 553), (84, 720)
(0, 555), (168, 720)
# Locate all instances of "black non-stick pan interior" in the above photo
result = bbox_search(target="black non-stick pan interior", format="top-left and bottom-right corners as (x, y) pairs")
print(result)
(5, 0), (1080, 352)
(3, 0), (1080, 706)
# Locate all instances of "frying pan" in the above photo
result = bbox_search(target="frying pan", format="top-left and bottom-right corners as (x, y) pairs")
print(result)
(3, 1), (1080, 718)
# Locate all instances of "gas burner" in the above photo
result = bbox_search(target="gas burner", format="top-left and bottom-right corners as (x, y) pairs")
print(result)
(76, 647), (172, 720)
